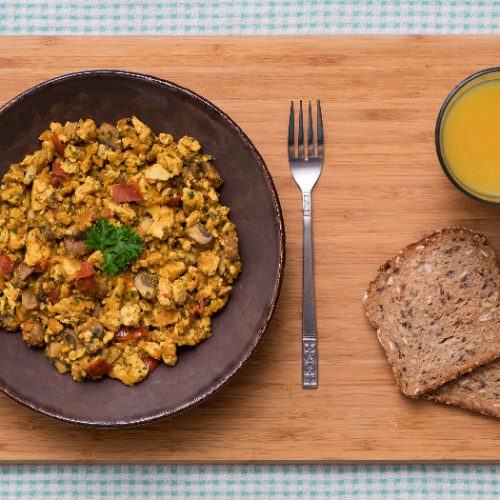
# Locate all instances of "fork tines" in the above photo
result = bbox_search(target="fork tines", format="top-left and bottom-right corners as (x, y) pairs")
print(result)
(288, 99), (323, 160)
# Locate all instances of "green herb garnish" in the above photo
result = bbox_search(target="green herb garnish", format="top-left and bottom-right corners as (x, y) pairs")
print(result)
(85, 219), (144, 276)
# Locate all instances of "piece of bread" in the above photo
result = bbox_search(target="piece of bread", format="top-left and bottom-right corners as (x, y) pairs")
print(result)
(363, 228), (500, 397)
(429, 359), (500, 418)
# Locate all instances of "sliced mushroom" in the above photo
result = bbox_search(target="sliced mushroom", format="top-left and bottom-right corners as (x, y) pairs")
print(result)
(64, 238), (92, 258)
(186, 223), (214, 246)
(22, 320), (44, 347)
(202, 161), (223, 187)
(134, 271), (158, 299)
(182, 162), (197, 183)
(91, 323), (105, 340)
(98, 123), (120, 150)
(14, 262), (34, 280)
(94, 278), (112, 299)
(80, 318), (105, 340)
(42, 227), (56, 242)
(62, 329), (82, 351)
(223, 233), (239, 262)
(21, 288), (38, 310)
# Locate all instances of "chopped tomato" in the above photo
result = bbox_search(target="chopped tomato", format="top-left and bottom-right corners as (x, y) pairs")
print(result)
(34, 258), (50, 273)
(51, 132), (66, 157)
(114, 326), (149, 342)
(75, 275), (95, 293)
(50, 161), (70, 185)
(111, 183), (144, 203)
(190, 296), (205, 316)
(165, 196), (182, 207)
(76, 261), (95, 279)
(139, 249), (147, 260)
(48, 287), (60, 304)
(87, 358), (112, 379)
(52, 161), (69, 178)
(0, 253), (14, 277)
(141, 355), (160, 372)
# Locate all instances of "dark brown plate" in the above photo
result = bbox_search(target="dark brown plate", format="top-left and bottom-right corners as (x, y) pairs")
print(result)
(0, 70), (284, 427)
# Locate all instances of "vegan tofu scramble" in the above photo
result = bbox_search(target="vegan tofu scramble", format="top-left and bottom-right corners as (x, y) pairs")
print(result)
(0, 117), (241, 385)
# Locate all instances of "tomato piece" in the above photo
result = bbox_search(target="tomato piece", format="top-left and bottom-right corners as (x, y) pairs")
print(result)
(114, 326), (149, 342)
(165, 196), (182, 207)
(52, 161), (70, 178)
(87, 358), (112, 379)
(51, 132), (66, 157)
(34, 258), (50, 273)
(141, 355), (160, 372)
(190, 296), (205, 316)
(74, 262), (96, 293)
(111, 183), (144, 203)
(76, 261), (95, 279)
(48, 287), (60, 304)
(75, 275), (95, 293)
(50, 161), (70, 185)
(0, 253), (14, 277)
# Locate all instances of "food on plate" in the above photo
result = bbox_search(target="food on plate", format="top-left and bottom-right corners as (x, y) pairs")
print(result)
(0, 117), (241, 385)
(363, 228), (500, 398)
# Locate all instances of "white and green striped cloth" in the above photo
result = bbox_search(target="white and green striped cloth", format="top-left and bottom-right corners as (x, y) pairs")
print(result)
(1, 1), (500, 499)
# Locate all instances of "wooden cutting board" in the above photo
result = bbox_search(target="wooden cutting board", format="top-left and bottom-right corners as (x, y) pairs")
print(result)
(2, 36), (500, 462)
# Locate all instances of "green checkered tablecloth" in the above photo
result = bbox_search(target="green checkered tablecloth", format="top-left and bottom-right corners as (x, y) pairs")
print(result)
(1, 464), (500, 499)
(0, 0), (500, 34)
(2, 1), (500, 499)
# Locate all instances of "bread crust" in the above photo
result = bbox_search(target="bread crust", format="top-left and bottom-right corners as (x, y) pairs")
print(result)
(429, 359), (500, 418)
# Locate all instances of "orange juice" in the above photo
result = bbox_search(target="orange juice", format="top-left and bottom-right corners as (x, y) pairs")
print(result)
(440, 78), (500, 202)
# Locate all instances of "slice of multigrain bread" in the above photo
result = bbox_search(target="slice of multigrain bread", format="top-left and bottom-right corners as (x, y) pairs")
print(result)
(429, 359), (500, 418)
(363, 228), (500, 398)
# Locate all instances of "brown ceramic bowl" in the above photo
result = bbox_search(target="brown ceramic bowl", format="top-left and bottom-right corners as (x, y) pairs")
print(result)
(0, 70), (284, 427)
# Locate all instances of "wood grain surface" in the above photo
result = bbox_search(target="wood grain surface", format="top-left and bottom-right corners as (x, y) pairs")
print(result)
(1, 36), (500, 462)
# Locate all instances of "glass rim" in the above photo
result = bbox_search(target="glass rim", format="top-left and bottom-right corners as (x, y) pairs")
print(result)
(435, 66), (500, 206)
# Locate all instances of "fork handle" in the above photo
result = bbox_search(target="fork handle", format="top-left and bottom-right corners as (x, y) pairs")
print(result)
(302, 192), (318, 389)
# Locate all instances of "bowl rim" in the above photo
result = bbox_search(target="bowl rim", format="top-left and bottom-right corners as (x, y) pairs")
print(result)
(0, 69), (286, 428)
(435, 66), (500, 206)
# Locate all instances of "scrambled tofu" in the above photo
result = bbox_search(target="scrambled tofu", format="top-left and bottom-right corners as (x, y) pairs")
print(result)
(0, 117), (241, 386)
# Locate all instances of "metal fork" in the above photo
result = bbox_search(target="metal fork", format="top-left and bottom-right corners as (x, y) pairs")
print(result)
(288, 99), (324, 389)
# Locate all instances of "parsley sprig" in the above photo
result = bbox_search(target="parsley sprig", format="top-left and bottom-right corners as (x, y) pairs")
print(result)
(85, 219), (144, 276)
